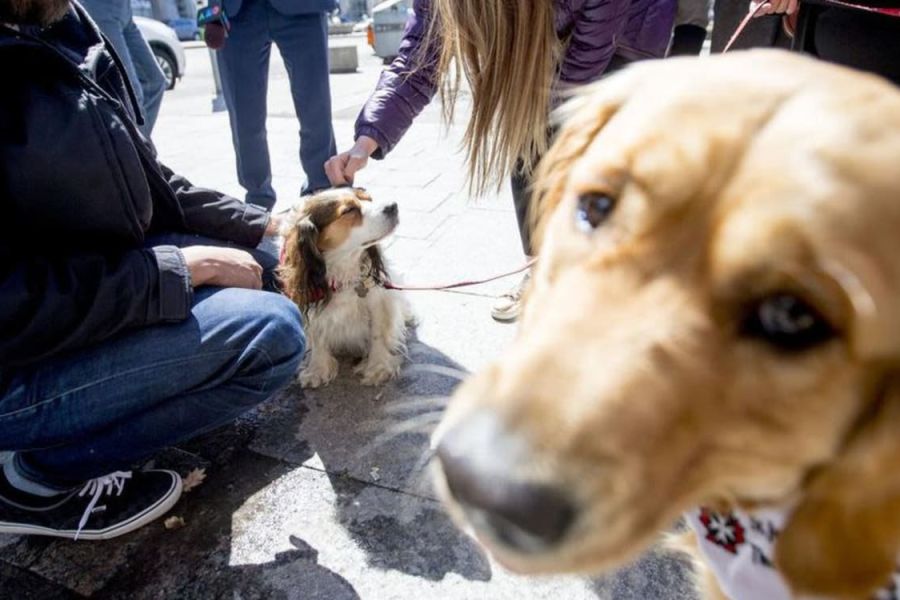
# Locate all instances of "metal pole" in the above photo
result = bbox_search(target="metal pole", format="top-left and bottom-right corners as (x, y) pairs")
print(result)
(208, 48), (227, 113)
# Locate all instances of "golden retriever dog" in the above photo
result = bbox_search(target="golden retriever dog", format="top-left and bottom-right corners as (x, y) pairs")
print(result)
(278, 187), (413, 388)
(431, 50), (900, 600)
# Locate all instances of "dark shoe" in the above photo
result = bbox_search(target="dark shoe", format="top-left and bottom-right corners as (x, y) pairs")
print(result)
(0, 469), (182, 541)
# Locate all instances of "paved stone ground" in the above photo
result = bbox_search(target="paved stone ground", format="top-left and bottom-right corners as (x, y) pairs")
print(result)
(0, 36), (698, 599)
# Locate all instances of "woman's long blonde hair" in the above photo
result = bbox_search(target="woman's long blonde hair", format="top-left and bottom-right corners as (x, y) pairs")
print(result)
(425, 0), (560, 196)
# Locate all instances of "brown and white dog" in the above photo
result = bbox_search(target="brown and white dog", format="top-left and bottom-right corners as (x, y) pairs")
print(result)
(279, 187), (413, 388)
(431, 51), (900, 600)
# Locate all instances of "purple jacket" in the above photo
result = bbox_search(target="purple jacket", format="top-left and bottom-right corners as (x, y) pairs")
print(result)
(356, 0), (676, 158)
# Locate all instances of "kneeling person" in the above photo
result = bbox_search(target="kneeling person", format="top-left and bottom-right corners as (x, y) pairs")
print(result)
(0, 0), (304, 540)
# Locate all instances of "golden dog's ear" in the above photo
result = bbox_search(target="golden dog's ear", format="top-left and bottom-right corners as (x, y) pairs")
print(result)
(776, 375), (900, 599)
(529, 68), (639, 248)
(279, 217), (327, 309)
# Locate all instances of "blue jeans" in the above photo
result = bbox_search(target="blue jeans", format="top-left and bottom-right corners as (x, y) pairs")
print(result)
(0, 234), (304, 489)
(217, 0), (336, 209)
(81, 0), (167, 137)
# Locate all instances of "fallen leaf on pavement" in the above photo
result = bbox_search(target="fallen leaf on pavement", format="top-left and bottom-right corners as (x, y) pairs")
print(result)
(182, 468), (207, 493)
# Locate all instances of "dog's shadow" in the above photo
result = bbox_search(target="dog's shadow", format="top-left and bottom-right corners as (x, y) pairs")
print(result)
(249, 328), (493, 584)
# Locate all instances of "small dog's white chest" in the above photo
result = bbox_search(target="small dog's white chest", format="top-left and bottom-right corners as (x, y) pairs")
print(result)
(306, 289), (373, 355)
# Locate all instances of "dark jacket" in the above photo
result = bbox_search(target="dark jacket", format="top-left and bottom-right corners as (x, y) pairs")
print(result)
(355, 0), (677, 158)
(0, 5), (269, 370)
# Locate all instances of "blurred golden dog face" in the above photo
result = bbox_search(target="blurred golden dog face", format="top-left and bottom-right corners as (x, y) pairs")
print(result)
(434, 51), (900, 598)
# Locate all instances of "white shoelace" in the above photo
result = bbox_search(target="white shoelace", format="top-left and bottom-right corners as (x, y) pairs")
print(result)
(75, 471), (132, 540)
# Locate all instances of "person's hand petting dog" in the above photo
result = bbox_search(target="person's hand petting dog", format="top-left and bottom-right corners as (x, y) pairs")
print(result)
(182, 246), (263, 290)
(265, 214), (282, 236)
(751, 0), (799, 16)
(324, 135), (378, 185)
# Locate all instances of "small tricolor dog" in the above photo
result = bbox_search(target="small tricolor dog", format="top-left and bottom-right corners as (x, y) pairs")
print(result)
(278, 187), (413, 388)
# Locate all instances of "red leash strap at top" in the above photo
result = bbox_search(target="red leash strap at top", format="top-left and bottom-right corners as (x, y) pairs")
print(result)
(808, 0), (900, 15)
(384, 258), (537, 292)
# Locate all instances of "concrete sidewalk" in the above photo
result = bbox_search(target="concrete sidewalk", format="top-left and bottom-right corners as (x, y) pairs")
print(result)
(0, 37), (697, 600)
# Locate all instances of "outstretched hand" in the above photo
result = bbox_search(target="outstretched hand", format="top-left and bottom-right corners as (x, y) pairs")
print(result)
(324, 135), (379, 186)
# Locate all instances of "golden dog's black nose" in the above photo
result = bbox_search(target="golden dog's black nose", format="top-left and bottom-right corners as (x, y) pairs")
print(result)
(383, 202), (398, 217)
(436, 411), (575, 553)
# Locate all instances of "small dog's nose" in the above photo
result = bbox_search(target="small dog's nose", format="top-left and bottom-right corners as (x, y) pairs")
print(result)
(436, 411), (575, 553)
(383, 202), (398, 217)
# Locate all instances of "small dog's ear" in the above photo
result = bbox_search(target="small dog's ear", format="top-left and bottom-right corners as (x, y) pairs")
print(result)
(366, 246), (386, 284)
(279, 217), (328, 308)
(776, 375), (900, 599)
(297, 217), (328, 299)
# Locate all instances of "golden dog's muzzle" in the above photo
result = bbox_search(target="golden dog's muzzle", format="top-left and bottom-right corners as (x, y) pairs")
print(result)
(435, 410), (577, 555)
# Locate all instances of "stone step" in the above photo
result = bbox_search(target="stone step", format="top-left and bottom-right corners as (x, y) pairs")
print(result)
(329, 45), (359, 74)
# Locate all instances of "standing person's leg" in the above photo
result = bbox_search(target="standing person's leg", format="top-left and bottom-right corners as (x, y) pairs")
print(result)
(490, 162), (534, 323)
(492, 56), (635, 323)
(121, 14), (167, 137)
(671, 0), (711, 56)
(0, 285), (303, 540)
(80, 0), (146, 122)
(217, 0), (278, 210)
(271, 10), (337, 194)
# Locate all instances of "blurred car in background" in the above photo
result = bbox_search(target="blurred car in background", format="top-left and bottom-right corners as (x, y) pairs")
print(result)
(163, 17), (200, 41)
(135, 16), (186, 90)
(132, 0), (200, 40)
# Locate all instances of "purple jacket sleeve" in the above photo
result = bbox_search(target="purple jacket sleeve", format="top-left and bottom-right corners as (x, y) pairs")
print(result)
(354, 0), (439, 159)
(558, 0), (632, 85)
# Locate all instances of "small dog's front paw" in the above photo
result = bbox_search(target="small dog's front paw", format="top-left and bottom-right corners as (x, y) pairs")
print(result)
(298, 357), (338, 388)
(358, 355), (403, 386)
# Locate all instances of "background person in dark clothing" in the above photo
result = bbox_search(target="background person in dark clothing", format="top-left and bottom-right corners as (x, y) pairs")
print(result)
(0, 0), (304, 541)
(215, 0), (337, 211)
(713, 0), (900, 87)
(778, 0), (900, 85)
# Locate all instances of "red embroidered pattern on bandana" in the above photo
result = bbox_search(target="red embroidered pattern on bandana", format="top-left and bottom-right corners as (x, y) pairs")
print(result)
(699, 508), (747, 554)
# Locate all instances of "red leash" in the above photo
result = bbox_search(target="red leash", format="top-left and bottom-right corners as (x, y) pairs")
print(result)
(384, 258), (537, 292)
(279, 240), (536, 292)
(724, 1), (771, 52)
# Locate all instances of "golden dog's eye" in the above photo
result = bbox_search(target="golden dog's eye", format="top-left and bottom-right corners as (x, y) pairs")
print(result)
(341, 205), (360, 216)
(575, 192), (616, 232)
(742, 294), (835, 352)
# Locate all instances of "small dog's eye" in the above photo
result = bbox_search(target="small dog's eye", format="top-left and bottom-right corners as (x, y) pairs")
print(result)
(341, 206), (360, 216)
(741, 294), (835, 352)
(575, 192), (616, 232)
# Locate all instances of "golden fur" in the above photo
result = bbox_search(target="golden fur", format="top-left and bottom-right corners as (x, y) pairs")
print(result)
(434, 50), (900, 599)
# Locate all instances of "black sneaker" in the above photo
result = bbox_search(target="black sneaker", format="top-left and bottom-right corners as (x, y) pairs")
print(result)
(0, 469), (182, 541)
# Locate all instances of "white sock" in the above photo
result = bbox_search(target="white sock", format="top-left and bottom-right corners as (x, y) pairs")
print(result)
(3, 455), (65, 497)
